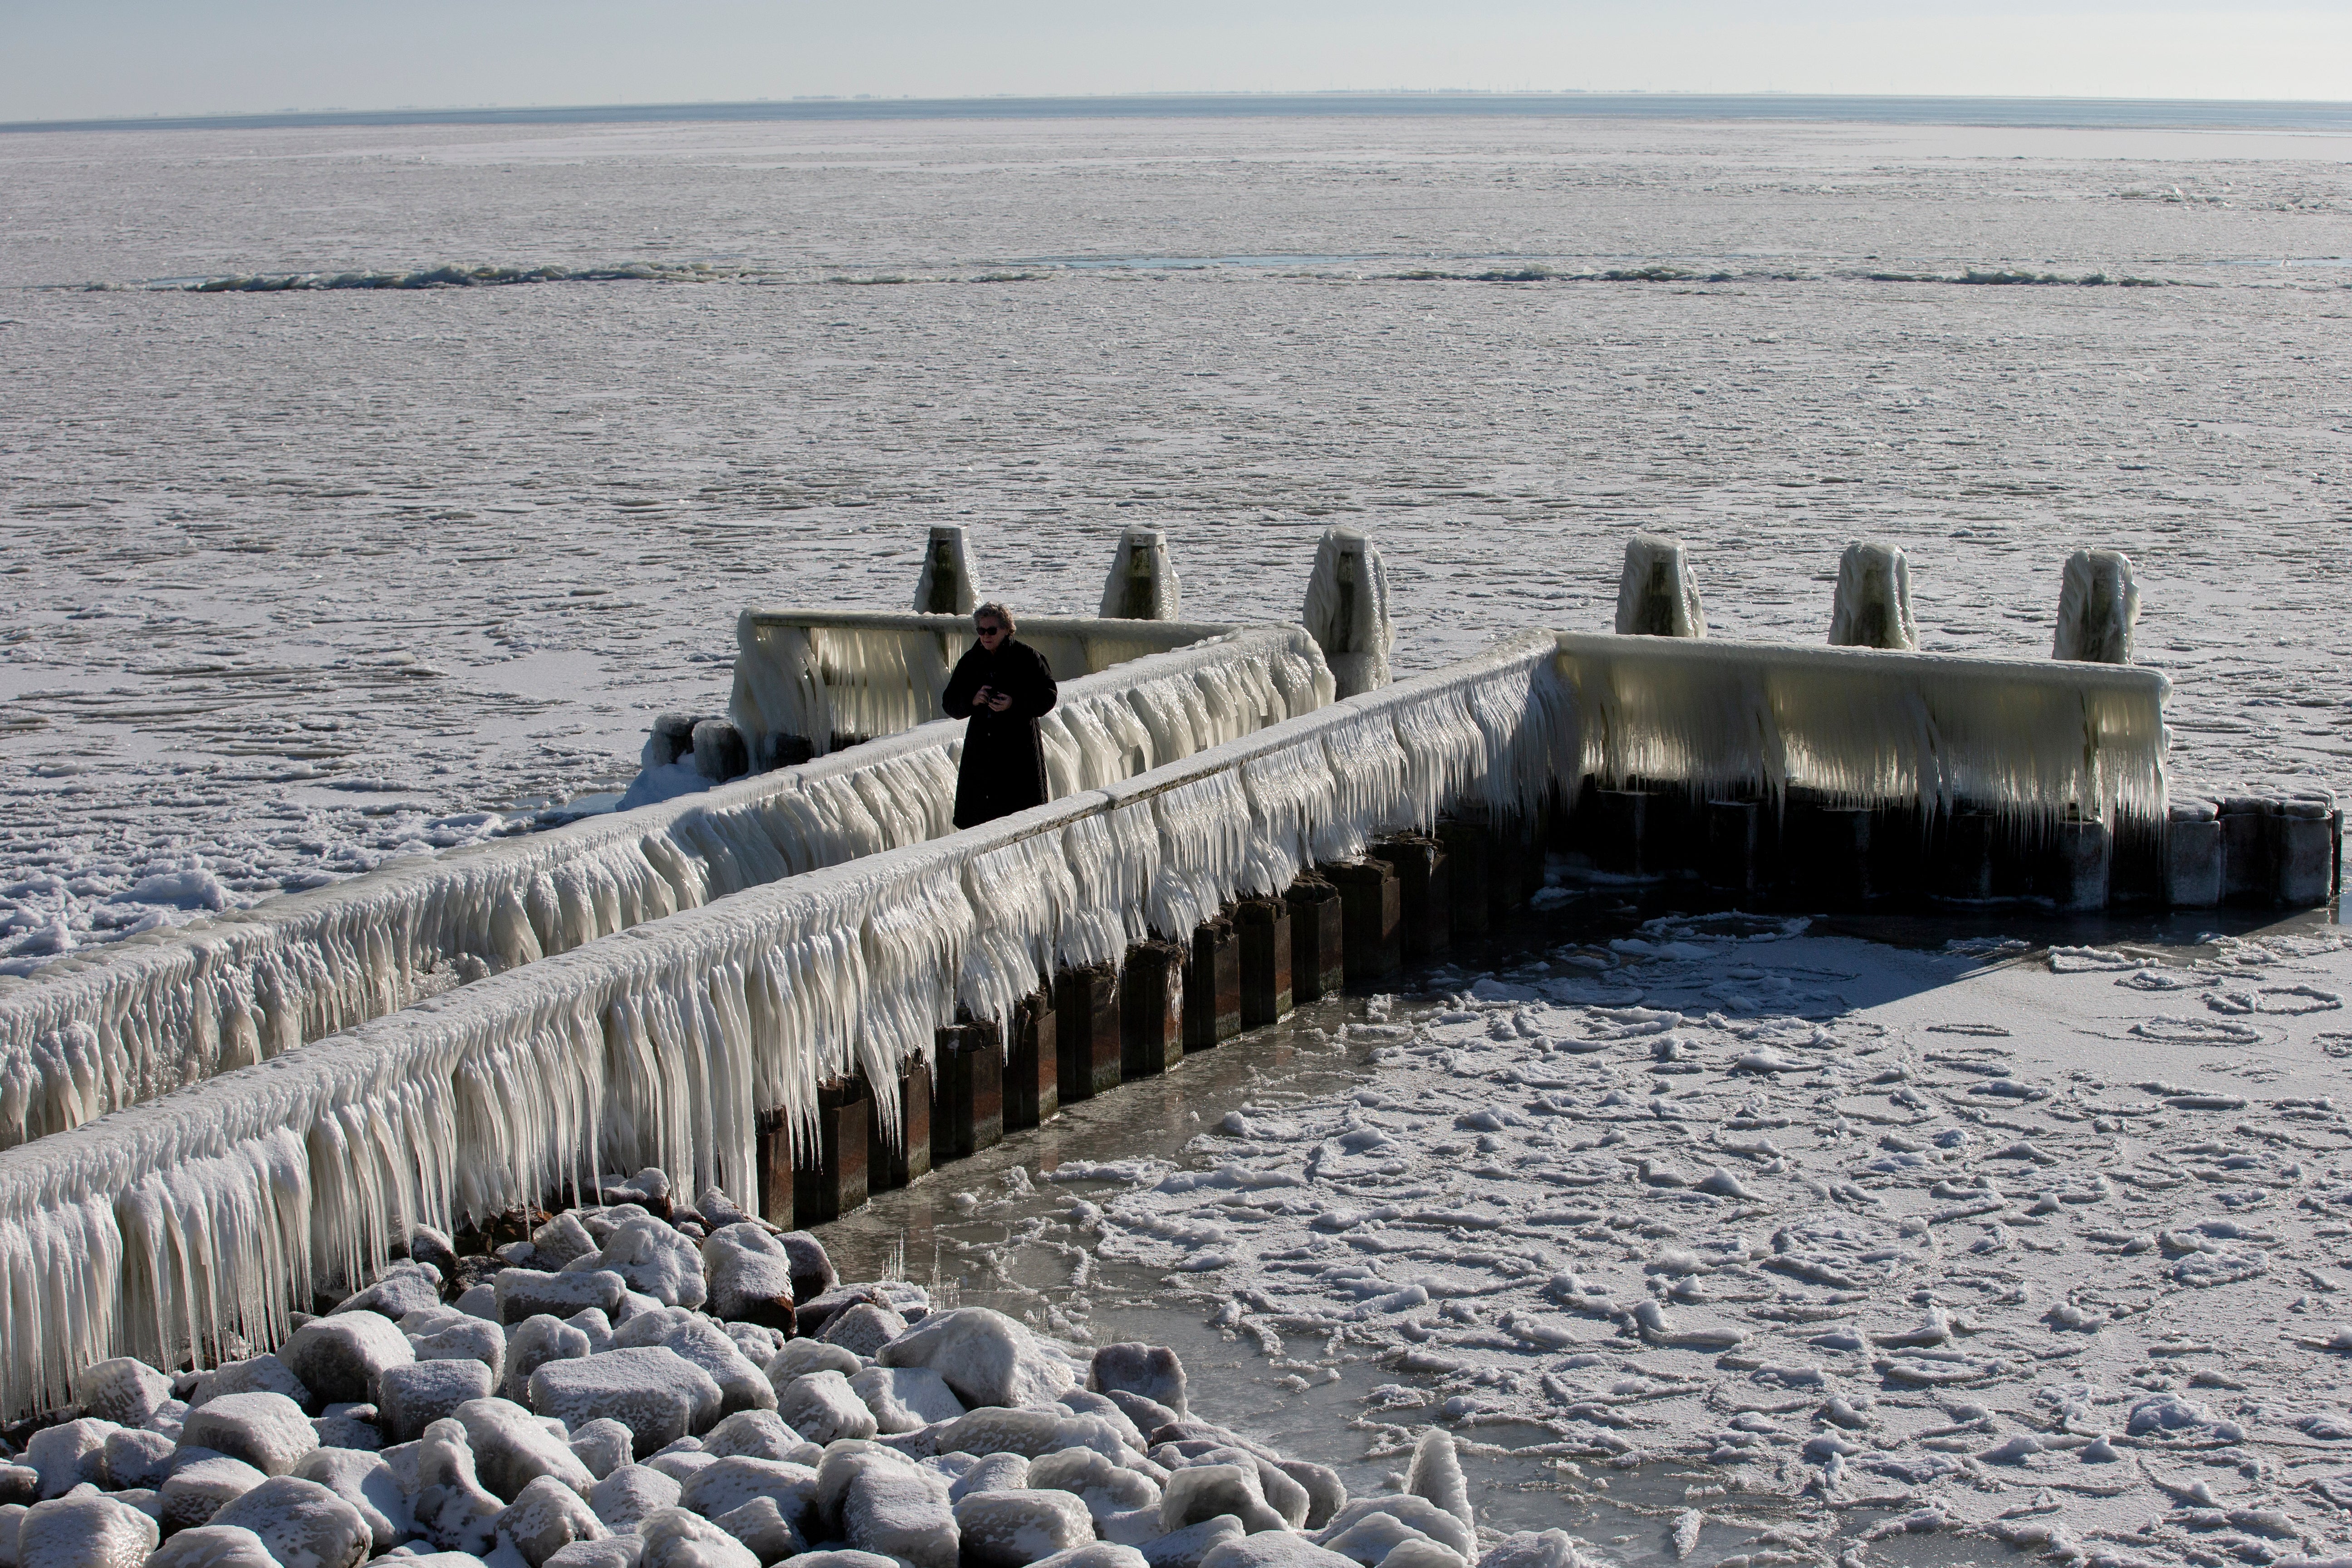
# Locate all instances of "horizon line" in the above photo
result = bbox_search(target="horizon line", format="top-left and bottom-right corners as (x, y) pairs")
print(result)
(8, 88), (2352, 137)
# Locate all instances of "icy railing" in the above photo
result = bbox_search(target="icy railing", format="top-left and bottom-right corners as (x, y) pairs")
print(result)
(0, 634), (1558, 1416)
(1553, 631), (2171, 827)
(0, 627), (1333, 1151)
(730, 609), (1250, 760)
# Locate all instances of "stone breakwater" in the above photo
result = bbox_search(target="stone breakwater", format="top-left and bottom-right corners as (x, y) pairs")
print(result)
(0, 1177), (1585, 1568)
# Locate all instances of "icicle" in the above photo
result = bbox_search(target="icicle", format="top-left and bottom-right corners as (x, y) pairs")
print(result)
(2053, 548), (2140, 665)
(1301, 527), (1395, 697)
(913, 524), (980, 615)
(1099, 527), (1181, 620)
(1616, 533), (1707, 637)
(1828, 542), (1918, 651)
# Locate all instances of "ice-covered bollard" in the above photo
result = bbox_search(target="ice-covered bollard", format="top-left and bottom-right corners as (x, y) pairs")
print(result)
(2052, 813), (2112, 914)
(1302, 527), (1394, 697)
(2053, 548), (2139, 663)
(1615, 533), (1706, 638)
(2164, 799), (2222, 908)
(1828, 541), (1917, 651)
(1101, 527), (1181, 621)
(914, 525), (979, 616)
(2279, 792), (2339, 908)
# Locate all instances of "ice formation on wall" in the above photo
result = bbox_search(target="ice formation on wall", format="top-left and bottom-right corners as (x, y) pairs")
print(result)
(1098, 526), (1181, 620)
(2053, 547), (2140, 664)
(730, 611), (1268, 763)
(911, 524), (979, 615)
(1614, 533), (1707, 637)
(1827, 540), (1918, 651)
(0, 635), (1557, 1417)
(1300, 527), (1395, 699)
(1553, 630), (2170, 829)
(0, 626), (1332, 1152)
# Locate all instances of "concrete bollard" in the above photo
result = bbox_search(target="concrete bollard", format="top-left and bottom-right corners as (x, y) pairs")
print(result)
(1368, 835), (1451, 961)
(867, 1057), (932, 1192)
(1285, 875), (1346, 1002)
(1004, 987), (1058, 1131)
(1184, 915), (1242, 1051)
(1054, 963), (1122, 1102)
(1323, 859), (1402, 984)
(2220, 798), (2275, 905)
(689, 719), (750, 784)
(794, 1076), (869, 1224)
(2278, 797), (2337, 908)
(1939, 810), (1995, 901)
(931, 1024), (1003, 1163)
(755, 1110), (795, 1230)
(2163, 800), (2222, 908)
(1235, 897), (1293, 1026)
(1592, 789), (1651, 876)
(1704, 800), (1759, 896)
(1433, 818), (1490, 940)
(1122, 941), (1186, 1078)
(762, 734), (816, 772)
(2052, 817), (2112, 913)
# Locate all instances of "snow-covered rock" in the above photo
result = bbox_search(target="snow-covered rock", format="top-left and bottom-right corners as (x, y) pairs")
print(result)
(879, 1307), (1075, 1411)
(849, 1366), (964, 1435)
(1029, 1447), (1160, 1521)
(1316, 1498), (1471, 1560)
(206, 1475), (373, 1568)
(592, 1218), (708, 1309)
(498, 1268), (630, 1326)
(160, 1454), (269, 1530)
(776, 1232), (838, 1307)
(190, 1354), (313, 1412)
(763, 1338), (860, 1392)
(378, 1357), (495, 1444)
(1161, 1465), (1286, 1535)
(953, 1487), (1097, 1568)
(818, 1303), (907, 1358)
(623, 1316), (774, 1417)
(279, 1311), (413, 1406)
(144, 1524), (279, 1568)
(589, 1463), (681, 1533)
(1032, 1547), (1151, 1568)
(700, 1411), (804, 1464)
(676, 1456), (819, 1535)
(569, 1417), (635, 1480)
(332, 1261), (443, 1320)
(1140, 1515), (1247, 1568)
(410, 1315), (506, 1380)
(773, 1369), (876, 1443)
(1200, 1538), (1359, 1568)
(455, 1396), (598, 1502)
(936, 1408), (1126, 1464)
(500, 1473), (610, 1568)
(411, 1417), (505, 1555)
(289, 1447), (408, 1554)
(180, 1391), (318, 1477)
(1089, 1345), (1187, 1420)
(99, 1426), (175, 1490)
(504, 1313), (595, 1403)
(639, 1504), (760, 1568)
(708, 1494), (804, 1564)
(844, 1465), (958, 1568)
(15, 1492), (158, 1568)
(74, 1357), (172, 1426)
(530, 1348), (722, 1451)
(701, 1225), (797, 1328)
(25, 1417), (115, 1498)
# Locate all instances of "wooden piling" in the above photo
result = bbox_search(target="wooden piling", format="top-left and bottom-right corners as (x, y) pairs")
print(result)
(1184, 915), (1241, 1051)
(1433, 819), (1490, 940)
(1592, 789), (1651, 876)
(1704, 799), (1759, 896)
(1122, 940), (1186, 1078)
(1369, 835), (1450, 961)
(866, 1057), (932, 1191)
(2052, 817), (2112, 913)
(1323, 858), (1402, 983)
(1004, 986), (1059, 1130)
(1284, 875), (1345, 1002)
(931, 1024), (1004, 1162)
(755, 1109), (795, 1230)
(793, 1076), (869, 1224)
(1235, 897), (1293, 1027)
(1054, 963), (1122, 1102)
(2221, 798), (2275, 905)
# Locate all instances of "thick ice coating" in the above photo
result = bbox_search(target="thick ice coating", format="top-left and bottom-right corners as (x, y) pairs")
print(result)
(912, 524), (980, 617)
(1300, 528), (1394, 699)
(1100, 528), (1181, 621)
(1826, 540), (1917, 651)
(1613, 533), (1706, 638)
(2053, 546), (2140, 664)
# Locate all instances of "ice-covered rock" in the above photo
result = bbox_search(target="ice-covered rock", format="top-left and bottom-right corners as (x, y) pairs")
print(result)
(1274, 1463), (1343, 1532)
(879, 1308), (1076, 1411)
(946, 1451), (1031, 1504)
(411, 1416), (505, 1554)
(498, 1268), (630, 1326)
(1102, 1390), (1181, 1437)
(1302, 526), (1395, 697)
(819, 1303), (907, 1359)
(953, 1487), (1097, 1568)
(570, 1418), (635, 1480)
(812, 1441), (919, 1527)
(784, 1554), (896, 1568)
(708, 1494), (804, 1564)
(1475, 1530), (1587, 1568)
(455, 1396), (598, 1502)
(160, 1454), (270, 1530)
(844, 1465), (958, 1568)
(764, 1339), (860, 1395)
(501, 1474), (609, 1568)
(333, 1261), (444, 1320)
(180, 1391), (318, 1476)
(0, 1464), (33, 1505)
(144, 1524), (279, 1568)
(774, 1369), (877, 1443)
(641, 1504), (762, 1568)
(592, 1217), (709, 1309)
(531, 1347), (722, 1451)
(1101, 527), (1181, 621)
(1317, 1498), (1471, 1560)
(630, 1317), (775, 1416)
(1089, 1344), (1188, 1420)
(1160, 1465), (1286, 1535)
(677, 1456), (819, 1535)
(777, 1233), (838, 1308)
(701, 1411), (805, 1463)
(545, 1542), (647, 1568)
(2054, 547), (2139, 663)
(411, 1315), (506, 1381)
(379, 1357), (496, 1444)
(505, 1313), (595, 1404)
(25, 1417), (115, 1498)
(701, 1225), (797, 1329)
(590, 1463), (682, 1534)
(290, 1447), (408, 1554)
(99, 1426), (175, 1490)
(207, 1475), (373, 1568)
(533, 1213), (600, 1270)
(15, 1493), (158, 1568)
(279, 1311), (414, 1406)
(1320, 1512), (1463, 1568)
(188, 1354), (313, 1412)
(1200, 1537), (1359, 1568)
(1029, 1447), (1160, 1520)
(1141, 1515), (1248, 1568)
(1032, 1548), (1152, 1568)
(1402, 1430), (1471, 1534)
(1827, 541), (1916, 650)
(849, 1366), (965, 1434)
(74, 1357), (172, 1426)
(940, 1408), (1128, 1464)
(1057, 1389), (1147, 1452)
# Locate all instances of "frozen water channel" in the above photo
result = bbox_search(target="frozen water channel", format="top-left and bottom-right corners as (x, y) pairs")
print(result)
(821, 896), (2352, 1566)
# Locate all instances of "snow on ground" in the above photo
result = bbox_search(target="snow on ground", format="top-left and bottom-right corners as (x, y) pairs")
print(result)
(878, 909), (2352, 1565)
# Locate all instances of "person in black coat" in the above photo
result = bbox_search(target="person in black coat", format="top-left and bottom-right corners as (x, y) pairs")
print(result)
(941, 601), (1058, 829)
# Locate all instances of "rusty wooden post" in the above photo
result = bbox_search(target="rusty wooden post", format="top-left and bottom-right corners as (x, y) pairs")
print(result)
(1121, 940), (1186, 1078)
(792, 1076), (868, 1224)
(1368, 834), (1450, 962)
(1234, 897), (1292, 1027)
(867, 1057), (932, 1191)
(755, 1110), (794, 1230)
(1323, 859), (1401, 984)
(1004, 986), (1059, 1130)
(1285, 874), (1345, 1002)
(932, 1023), (1004, 1162)
(1054, 963), (1122, 1101)
(1184, 914), (1241, 1050)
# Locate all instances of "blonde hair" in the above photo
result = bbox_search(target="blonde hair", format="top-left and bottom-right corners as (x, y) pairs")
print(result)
(975, 602), (1016, 633)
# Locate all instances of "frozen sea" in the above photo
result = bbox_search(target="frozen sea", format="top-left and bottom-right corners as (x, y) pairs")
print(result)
(5, 102), (2352, 1565)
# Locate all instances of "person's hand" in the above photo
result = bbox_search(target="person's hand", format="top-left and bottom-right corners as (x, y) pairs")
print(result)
(986, 690), (1014, 714)
(972, 684), (994, 706)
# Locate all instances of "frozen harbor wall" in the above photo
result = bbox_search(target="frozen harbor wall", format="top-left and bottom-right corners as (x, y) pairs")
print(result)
(1553, 630), (2171, 829)
(0, 633), (1555, 1417)
(0, 625), (1332, 1150)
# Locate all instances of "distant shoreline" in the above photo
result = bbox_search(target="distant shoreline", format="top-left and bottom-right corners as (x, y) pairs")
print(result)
(8, 89), (2352, 137)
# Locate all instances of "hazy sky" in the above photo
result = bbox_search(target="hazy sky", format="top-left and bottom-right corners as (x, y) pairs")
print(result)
(5, 1), (2348, 122)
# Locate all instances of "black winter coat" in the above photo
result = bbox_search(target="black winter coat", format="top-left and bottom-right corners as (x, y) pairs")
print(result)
(942, 638), (1058, 829)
